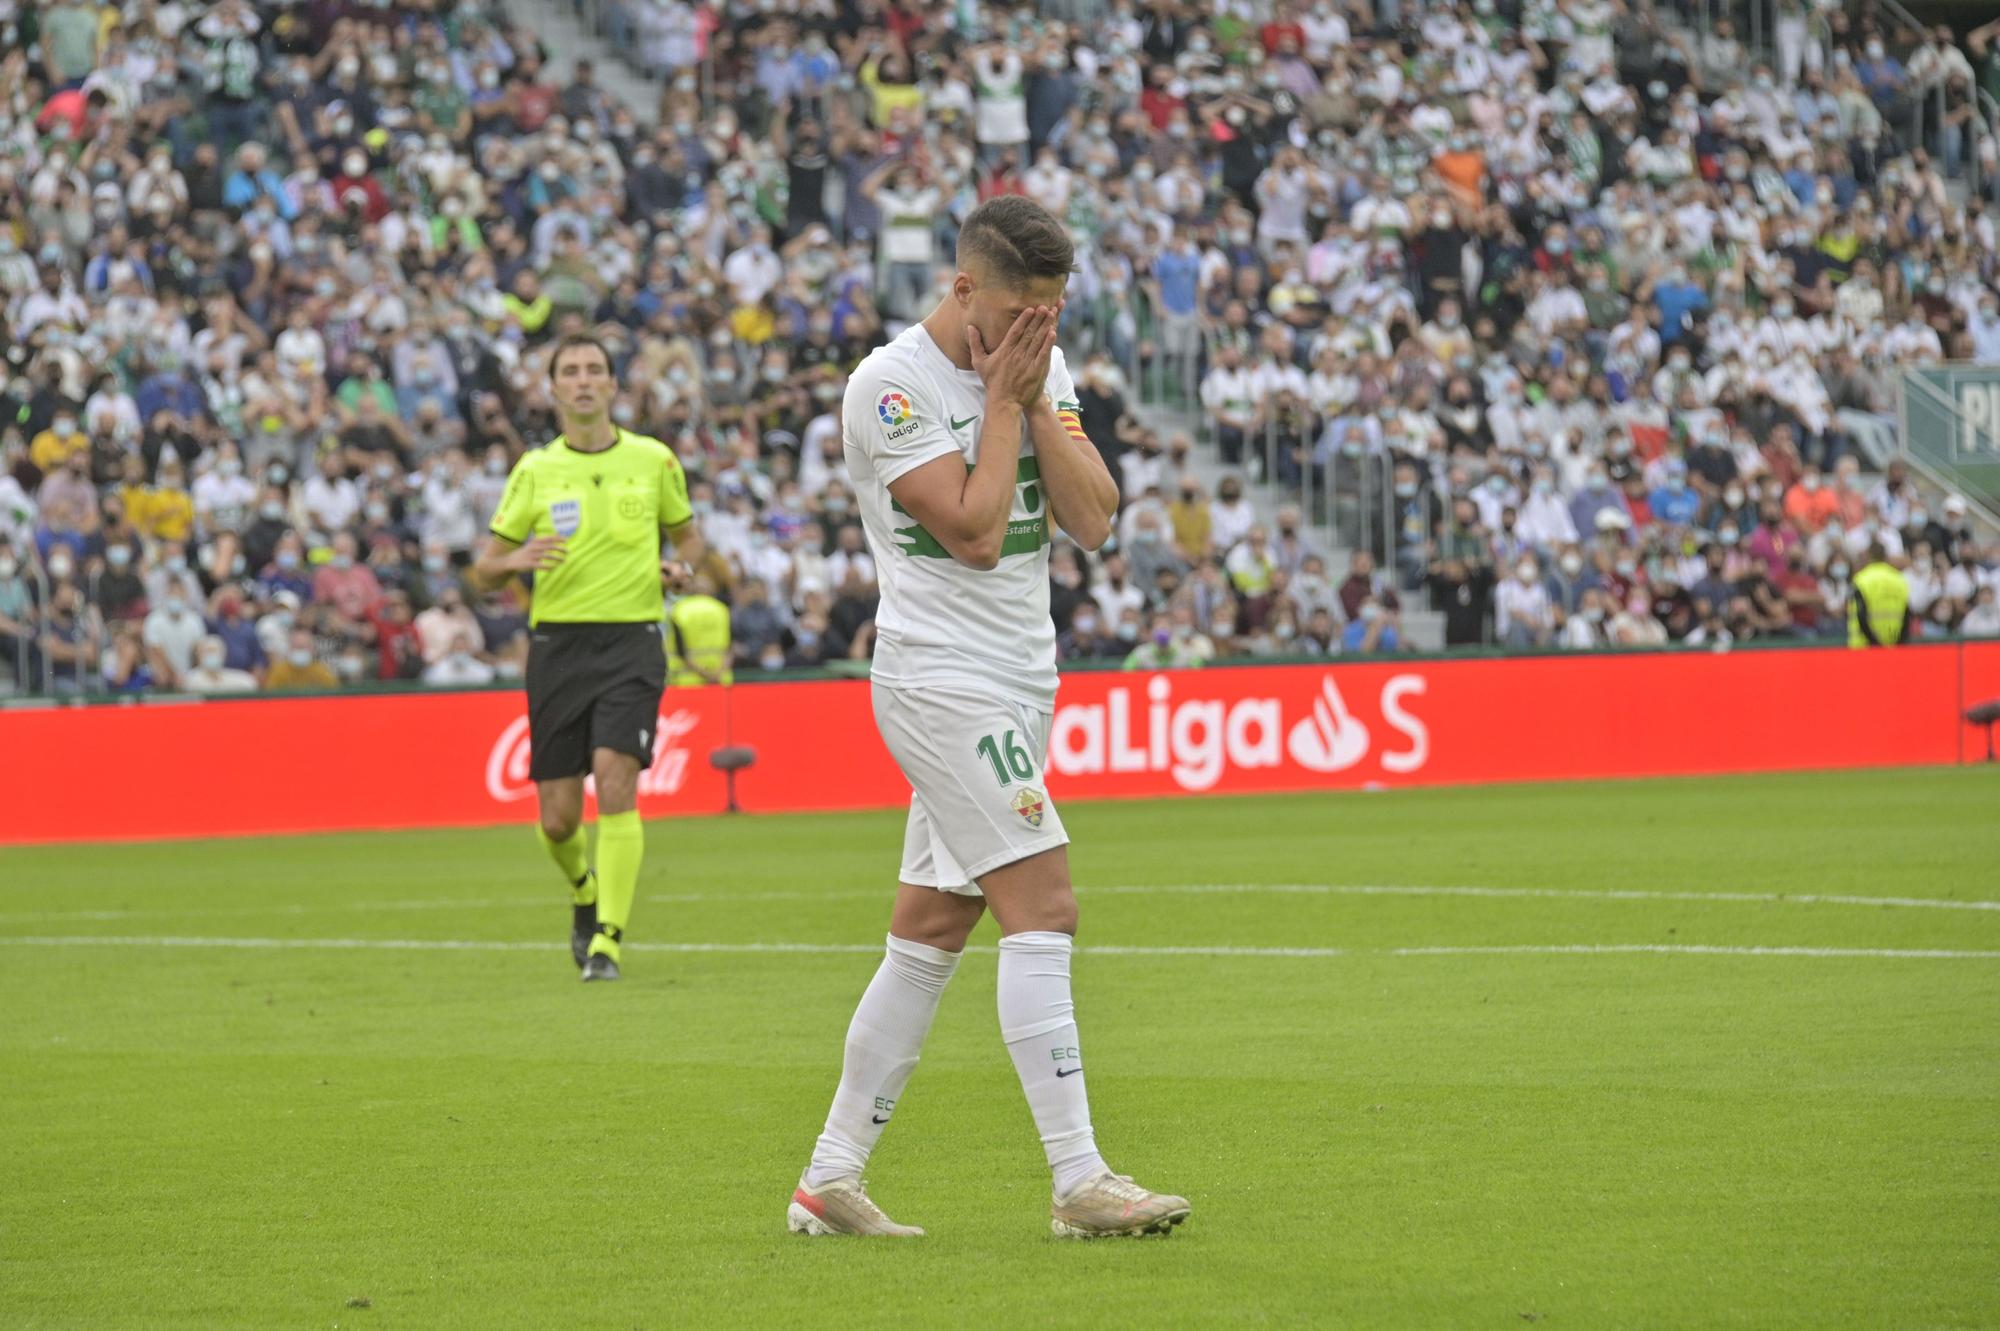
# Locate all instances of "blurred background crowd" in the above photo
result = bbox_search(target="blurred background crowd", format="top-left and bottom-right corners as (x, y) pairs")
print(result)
(2, 0), (1998, 696)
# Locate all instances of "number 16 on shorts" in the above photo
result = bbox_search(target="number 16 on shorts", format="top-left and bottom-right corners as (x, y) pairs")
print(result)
(975, 729), (1037, 785)
(976, 728), (1047, 827)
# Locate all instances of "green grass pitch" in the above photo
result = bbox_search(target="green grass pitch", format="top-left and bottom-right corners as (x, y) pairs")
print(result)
(2, 767), (1997, 1329)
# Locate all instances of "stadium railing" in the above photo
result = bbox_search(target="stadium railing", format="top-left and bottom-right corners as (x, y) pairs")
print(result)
(5, 632), (1997, 711)
(1898, 363), (2000, 528)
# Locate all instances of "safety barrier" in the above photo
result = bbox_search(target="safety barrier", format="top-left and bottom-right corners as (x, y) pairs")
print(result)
(1, 640), (1994, 844)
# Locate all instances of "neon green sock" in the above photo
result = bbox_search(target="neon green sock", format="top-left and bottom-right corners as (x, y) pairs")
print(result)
(590, 811), (644, 961)
(537, 824), (594, 905)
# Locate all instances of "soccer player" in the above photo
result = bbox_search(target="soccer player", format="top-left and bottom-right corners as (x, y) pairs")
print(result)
(787, 198), (1191, 1238)
(471, 334), (703, 982)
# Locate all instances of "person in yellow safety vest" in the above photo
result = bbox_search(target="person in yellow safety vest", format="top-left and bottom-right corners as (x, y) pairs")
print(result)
(667, 575), (733, 685)
(1848, 542), (1911, 647)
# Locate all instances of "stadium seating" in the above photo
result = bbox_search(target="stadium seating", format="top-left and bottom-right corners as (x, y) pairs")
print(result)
(2, 0), (1997, 697)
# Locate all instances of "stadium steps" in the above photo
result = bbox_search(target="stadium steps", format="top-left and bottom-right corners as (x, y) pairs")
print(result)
(1127, 402), (1447, 652)
(499, 0), (659, 123)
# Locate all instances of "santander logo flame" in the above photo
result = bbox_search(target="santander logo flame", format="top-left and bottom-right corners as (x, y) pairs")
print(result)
(485, 710), (701, 803)
(1285, 676), (1371, 772)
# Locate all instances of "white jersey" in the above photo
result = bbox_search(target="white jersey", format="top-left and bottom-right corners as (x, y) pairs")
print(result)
(843, 323), (1074, 710)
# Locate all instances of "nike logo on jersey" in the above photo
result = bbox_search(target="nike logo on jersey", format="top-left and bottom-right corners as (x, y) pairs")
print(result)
(871, 1114), (891, 1124)
(950, 414), (978, 432)
(1055, 1066), (1083, 1078)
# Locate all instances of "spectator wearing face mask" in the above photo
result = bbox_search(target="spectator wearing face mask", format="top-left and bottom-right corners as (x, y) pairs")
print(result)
(313, 531), (384, 624)
(423, 631), (497, 686)
(1496, 556), (1554, 647)
(1968, 293), (2000, 366)
(35, 452), (99, 564)
(413, 583), (483, 665)
(94, 539), (148, 622)
(182, 634), (259, 694)
(1427, 557), (1494, 647)
(1645, 458), (1701, 529)
(266, 628), (338, 691)
(1122, 610), (1206, 670)
(1209, 476), (1255, 554)
(1117, 433), (1168, 503)
(1092, 552), (1145, 629)
(1225, 525), (1279, 620)
(1057, 605), (1112, 660)
(30, 411), (88, 475)
(123, 456), (192, 545)
(141, 574), (206, 688)
(1784, 466), (1842, 533)
(1961, 587), (2000, 637)
(1200, 345), (1258, 468)
(1559, 585), (1609, 648)
(1341, 598), (1402, 653)
(192, 449), (256, 535)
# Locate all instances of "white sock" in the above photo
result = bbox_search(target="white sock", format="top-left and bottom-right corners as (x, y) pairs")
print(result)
(997, 930), (1108, 1197)
(804, 934), (961, 1188)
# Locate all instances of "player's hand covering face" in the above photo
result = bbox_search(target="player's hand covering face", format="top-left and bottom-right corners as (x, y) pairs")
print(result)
(967, 302), (1063, 408)
(959, 271), (1070, 381)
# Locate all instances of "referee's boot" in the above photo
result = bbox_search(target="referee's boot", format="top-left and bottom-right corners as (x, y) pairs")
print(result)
(570, 871), (598, 969)
(581, 926), (622, 983)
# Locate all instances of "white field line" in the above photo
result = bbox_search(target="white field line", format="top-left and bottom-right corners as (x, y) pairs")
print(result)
(0, 882), (1994, 925)
(0, 936), (1994, 961)
(1386, 944), (2000, 960)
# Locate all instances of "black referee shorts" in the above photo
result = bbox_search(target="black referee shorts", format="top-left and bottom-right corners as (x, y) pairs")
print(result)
(525, 622), (667, 782)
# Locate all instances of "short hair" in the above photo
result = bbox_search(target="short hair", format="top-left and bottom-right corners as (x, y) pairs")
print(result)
(549, 333), (614, 379)
(956, 196), (1076, 289)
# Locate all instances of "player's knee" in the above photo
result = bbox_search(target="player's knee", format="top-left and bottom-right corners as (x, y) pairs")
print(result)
(593, 773), (638, 814)
(540, 809), (580, 842)
(996, 891), (1077, 936)
(901, 910), (981, 952)
(590, 751), (641, 812)
(1040, 893), (1079, 936)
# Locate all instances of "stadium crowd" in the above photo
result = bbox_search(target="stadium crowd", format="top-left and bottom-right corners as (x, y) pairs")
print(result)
(3, 0), (2000, 695)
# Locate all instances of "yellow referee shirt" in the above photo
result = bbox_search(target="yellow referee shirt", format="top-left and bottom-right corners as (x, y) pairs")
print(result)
(489, 430), (693, 626)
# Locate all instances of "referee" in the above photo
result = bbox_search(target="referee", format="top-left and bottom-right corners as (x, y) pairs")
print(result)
(471, 334), (704, 982)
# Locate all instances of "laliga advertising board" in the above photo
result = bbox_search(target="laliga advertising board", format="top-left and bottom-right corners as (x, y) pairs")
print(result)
(0, 646), (1988, 844)
(481, 669), (1428, 811)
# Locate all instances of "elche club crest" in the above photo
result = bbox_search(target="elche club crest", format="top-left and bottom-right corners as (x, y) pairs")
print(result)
(1011, 787), (1045, 827)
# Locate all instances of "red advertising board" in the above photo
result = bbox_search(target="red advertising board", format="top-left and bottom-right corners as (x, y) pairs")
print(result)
(1, 642), (1993, 845)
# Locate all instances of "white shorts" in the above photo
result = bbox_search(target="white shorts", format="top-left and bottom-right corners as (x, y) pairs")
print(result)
(873, 682), (1070, 895)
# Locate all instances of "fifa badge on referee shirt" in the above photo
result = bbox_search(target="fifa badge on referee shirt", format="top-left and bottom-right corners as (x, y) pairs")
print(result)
(550, 498), (582, 537)
(1012, 788), (1045, 828)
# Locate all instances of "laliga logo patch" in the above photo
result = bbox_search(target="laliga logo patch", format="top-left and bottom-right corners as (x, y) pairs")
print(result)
(877, 390), (919, 440)
(1011, 787), (1045, 827)
(876, 390), (912, 425)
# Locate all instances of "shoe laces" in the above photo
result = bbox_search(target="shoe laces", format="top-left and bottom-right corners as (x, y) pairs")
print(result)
(1090, 1173), (1149, 1204)
(840, 1177), (893, 1222)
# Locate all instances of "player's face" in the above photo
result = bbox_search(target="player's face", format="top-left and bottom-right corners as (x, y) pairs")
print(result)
(960, 273), (1070, 357)
(550, 347), (614, 418)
